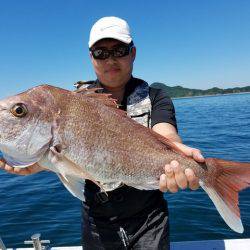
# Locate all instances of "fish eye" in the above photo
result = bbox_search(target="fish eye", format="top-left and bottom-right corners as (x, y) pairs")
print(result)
(10, 103), (28, 118)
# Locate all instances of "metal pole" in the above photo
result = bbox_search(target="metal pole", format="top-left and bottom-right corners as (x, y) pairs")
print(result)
(31, 234), (43, 250)
(24, 233), (50, 250)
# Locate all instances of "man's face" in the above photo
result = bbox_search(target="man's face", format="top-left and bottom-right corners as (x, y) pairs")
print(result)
(90, 39), (136, 89)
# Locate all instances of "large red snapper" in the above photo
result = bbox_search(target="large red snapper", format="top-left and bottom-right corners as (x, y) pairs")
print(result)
(0, 84), (250, 234)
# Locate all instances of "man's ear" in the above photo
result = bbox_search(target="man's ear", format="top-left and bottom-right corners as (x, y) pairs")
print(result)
(131, 47), (136, 62)
(89, 51), (95, 63)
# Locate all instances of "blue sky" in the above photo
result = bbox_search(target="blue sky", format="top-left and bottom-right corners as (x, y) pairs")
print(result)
(0, 0), (249, 98)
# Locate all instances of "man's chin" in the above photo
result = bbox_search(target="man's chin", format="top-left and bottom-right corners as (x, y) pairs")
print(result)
(103, 78), (126, 89)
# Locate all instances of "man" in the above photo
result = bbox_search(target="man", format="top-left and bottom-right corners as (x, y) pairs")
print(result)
(0, 17), (204, 249)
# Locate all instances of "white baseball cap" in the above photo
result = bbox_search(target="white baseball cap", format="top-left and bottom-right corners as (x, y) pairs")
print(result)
(88, 16), (133, 48)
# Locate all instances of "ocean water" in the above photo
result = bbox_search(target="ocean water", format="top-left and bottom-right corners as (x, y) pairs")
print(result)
(0, 93), (249, 248)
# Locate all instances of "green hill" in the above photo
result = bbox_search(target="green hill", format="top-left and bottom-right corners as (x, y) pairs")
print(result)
(150, 83), (250, 98)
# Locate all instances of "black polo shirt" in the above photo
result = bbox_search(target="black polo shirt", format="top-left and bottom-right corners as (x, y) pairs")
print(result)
(83, 77), (177, 216)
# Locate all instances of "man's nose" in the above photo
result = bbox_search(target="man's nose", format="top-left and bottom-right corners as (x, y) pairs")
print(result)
(105, 55), (117, 64)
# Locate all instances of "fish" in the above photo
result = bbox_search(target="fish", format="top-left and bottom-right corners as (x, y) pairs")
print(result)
(0, 84), (250, 234)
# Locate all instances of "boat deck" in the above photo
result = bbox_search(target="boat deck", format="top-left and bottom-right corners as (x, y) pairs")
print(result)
(4, 238), (250, 250)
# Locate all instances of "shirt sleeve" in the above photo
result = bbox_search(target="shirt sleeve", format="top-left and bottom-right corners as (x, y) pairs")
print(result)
(149, 87), (178, 130)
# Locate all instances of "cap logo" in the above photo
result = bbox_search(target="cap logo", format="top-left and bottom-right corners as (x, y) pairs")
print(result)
(100, 25), (119, 32)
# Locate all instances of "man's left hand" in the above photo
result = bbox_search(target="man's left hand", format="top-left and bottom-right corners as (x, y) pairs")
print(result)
(159, 145), (204, 192)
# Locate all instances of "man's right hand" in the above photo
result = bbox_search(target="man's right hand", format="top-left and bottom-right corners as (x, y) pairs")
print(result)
(0, 159), (46, 175)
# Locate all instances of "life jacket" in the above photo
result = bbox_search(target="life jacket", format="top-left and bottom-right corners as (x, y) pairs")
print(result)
(75, 79), (152, 128)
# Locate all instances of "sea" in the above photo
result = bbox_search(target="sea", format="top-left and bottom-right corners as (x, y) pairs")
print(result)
(0, 93), (249, 248)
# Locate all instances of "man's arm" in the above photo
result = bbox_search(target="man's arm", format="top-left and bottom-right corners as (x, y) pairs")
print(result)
(152, 122), (204, 192)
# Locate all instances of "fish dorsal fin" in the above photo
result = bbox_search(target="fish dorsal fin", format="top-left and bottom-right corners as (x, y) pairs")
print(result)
(75, 87), (103, 94)
(75, 87), (127, 116)
(75, 87), (117, 106)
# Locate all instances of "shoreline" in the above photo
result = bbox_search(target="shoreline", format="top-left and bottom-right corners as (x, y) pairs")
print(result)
(172, 91), (250, 100)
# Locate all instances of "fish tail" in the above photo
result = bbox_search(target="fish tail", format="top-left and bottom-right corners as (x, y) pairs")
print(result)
(200, 158), (250, 233)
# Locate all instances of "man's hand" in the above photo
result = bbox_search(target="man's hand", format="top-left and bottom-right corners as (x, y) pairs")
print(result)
(152, 122), (204, 193)
(0, 158), (46, 175)
(159, 145), (204, 192)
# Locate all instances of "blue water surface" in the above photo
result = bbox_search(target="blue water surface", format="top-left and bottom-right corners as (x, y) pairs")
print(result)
(168, 93), (250, 242)
(0, 93), (249, 248)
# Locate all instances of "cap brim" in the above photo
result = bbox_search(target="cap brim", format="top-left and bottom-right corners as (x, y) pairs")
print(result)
(89, 33), (132, 48)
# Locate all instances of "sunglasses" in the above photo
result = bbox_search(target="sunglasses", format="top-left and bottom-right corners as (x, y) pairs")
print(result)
(90, 42), (134, 60)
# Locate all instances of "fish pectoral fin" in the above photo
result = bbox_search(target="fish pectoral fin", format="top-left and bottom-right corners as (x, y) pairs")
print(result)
(57, 173), (85, 201)
(48, 146), (105, 194)
(48, 146), (83, 177)
(49, 145), (64, 163)
(200, 180), (244, 233)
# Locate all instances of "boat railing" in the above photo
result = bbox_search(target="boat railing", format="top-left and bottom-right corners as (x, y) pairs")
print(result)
(0, 236), (7, 250)
(24, 233), (50, 250)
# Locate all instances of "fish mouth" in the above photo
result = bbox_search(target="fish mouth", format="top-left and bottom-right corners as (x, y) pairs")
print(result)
(1, 140), (51, 168)
(2, 152), (37, 168)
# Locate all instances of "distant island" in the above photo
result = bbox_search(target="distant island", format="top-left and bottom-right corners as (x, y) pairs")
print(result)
(150, 82), (250, 98)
